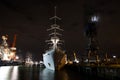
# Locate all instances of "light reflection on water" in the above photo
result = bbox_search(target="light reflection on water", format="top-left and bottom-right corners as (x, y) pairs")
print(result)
(19, 65), (40, 80)
(40, 68), (55, 80)
(0, 66), (73, 80)
(11, 66), (19, 80)
(40, 68), (70, 80)
(0, 66), (18, 80)
(0, 65), (103, 80)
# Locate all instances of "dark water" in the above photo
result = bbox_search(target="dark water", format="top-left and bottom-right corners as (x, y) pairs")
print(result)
(0, 65), (106, 80)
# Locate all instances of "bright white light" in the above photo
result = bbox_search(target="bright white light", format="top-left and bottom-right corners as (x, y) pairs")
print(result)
(3, 53), (10, 61)
(2, 36), (7, 40)
(11, 47), (16, 50)
(11, 66), (19, 80)
(55, 39), (59, 43)
(91, 15), (99, 22)
(51, 39), (59, 44)
(113, 56), (116, 58)
(0, 52), (2, 55)
(0, 66), (12, 80)
(10, 52), (14, 56)
(34, 61), (38, 65)
(40, 61), (43, 64)
(74, 59), (79, 63)
(16, 56), (19, 59)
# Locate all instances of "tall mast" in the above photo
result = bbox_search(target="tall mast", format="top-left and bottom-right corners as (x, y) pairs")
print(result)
(46, 6), (64, 49)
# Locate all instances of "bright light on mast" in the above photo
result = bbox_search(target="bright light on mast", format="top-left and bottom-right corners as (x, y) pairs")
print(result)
(91, 15), (99, 22)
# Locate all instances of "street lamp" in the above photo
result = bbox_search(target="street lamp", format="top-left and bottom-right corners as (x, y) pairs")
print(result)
(113, 55), (118, 64)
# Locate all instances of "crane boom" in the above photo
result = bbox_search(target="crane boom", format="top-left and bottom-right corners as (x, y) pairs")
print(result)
(12, 34), (17, 47)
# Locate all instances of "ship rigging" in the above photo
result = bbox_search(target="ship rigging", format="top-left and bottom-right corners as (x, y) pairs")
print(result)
(43, 7), (67, 70)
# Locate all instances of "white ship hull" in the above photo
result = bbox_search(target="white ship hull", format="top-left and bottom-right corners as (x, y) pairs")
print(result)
(43, 49), (67, 70)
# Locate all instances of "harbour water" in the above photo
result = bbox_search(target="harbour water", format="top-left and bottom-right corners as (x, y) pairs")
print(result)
(0, 65), (109, 80)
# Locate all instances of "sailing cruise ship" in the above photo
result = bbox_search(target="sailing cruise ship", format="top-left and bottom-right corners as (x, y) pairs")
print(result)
(43, 7), (67, 70)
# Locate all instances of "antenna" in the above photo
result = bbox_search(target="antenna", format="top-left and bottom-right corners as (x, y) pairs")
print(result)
(49, 6), (61, 22)
(54, 6), (57, 19)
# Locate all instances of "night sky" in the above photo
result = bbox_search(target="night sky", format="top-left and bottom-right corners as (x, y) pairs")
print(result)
(0, 0), (120, 61)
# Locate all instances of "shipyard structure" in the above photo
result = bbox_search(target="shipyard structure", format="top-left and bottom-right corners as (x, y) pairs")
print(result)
(0, 35), (17, 62)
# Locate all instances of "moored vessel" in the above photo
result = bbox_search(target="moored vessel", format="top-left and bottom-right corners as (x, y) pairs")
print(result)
(43, 7), (67, 70)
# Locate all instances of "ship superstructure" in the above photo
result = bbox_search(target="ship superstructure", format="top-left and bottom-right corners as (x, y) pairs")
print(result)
(43, 7), (67, 70)
(0, 35), (17, 61)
